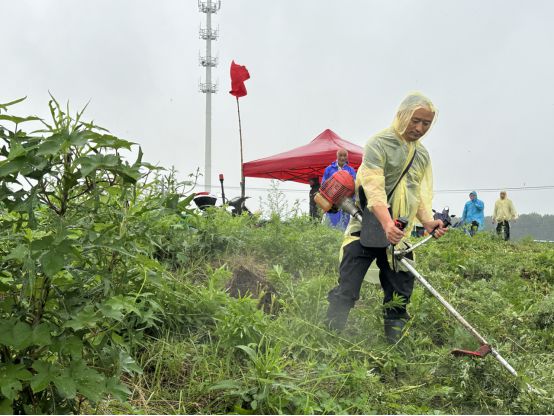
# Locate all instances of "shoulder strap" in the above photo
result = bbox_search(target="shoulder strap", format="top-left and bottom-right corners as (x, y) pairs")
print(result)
(357, 146), (417, 210)
(386, 147), (417, 201)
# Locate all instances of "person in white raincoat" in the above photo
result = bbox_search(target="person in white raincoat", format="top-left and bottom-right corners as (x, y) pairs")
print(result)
(326, 92), (447, 343)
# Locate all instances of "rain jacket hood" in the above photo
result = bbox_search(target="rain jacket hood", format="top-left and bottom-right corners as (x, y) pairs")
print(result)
(392, 92), (438, 139)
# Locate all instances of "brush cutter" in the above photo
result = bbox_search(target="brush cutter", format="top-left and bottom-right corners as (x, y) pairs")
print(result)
(393, 213), (538, 392)
(314, 171), (532, 388)
(393, 237), (519, 376)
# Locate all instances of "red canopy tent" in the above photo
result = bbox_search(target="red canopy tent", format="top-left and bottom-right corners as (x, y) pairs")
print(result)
(242, 129), (363, 184)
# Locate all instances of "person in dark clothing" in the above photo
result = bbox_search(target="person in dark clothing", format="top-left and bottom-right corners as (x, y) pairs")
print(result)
(308, 177), (321, 219)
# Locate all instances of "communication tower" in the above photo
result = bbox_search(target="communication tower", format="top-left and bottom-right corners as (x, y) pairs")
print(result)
(198, 0), (221, 192)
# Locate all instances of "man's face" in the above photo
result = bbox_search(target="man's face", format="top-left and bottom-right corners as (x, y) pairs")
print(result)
(337, 150), (348, 167)
(500, 192), (506, 199)
(469, 193), (476, 201)
(402, 108), (435, 142)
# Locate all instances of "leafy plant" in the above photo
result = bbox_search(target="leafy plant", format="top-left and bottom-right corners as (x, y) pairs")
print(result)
(0, 96), (196, 413)
(258, 180), (301, 220)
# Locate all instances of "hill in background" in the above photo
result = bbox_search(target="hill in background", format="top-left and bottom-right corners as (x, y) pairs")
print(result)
(483, 213), (554, 241)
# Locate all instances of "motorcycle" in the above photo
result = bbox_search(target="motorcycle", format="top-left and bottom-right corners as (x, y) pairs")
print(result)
(192, 174), (251, 216)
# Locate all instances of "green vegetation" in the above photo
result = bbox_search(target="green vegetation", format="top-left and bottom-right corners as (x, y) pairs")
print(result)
(1, 98), (553, 414)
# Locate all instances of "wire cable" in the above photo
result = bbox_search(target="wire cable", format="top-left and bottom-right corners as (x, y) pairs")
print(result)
(196, 183), (554, 194)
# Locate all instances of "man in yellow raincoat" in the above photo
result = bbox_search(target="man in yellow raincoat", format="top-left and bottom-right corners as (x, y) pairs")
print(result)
(326, 92), (447, 343)
(492, 190), (518, 241)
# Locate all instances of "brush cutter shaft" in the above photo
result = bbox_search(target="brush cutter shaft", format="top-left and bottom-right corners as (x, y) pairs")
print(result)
(398, 257), (519, 378)
(398, 234), (434, 255)
(399, 259), (489, 344)
(489, 349), (518, 377)
(338, 198), (363, 222)
(398, 223), (447, 256)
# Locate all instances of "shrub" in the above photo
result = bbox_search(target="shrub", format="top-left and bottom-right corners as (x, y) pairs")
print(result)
(0, 97), (195, 413)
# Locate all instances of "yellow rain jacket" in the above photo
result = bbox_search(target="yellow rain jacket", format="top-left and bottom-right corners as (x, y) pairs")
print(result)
(340, 93), (437, 274)
(493, 197), (518, 222)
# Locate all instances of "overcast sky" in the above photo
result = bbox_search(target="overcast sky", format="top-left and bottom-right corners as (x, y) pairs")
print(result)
(2, 0), (554, 216)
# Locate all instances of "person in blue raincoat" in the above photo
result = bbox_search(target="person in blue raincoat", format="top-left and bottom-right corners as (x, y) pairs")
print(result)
(321, 149), (357, 230)
(461, 191), (485, 236)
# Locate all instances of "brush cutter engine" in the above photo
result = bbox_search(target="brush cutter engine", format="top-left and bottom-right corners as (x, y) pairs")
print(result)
(314, 170), (362, 220)
(315, 170), (355, 210)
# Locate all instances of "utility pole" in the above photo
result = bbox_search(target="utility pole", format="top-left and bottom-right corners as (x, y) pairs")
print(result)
(198, 0), (220, 192)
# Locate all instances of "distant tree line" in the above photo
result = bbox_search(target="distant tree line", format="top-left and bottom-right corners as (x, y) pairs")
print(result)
(481, 213), (554, 241)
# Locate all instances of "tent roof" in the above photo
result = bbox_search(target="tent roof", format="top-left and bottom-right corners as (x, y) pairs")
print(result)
(243, 129), (363, 184)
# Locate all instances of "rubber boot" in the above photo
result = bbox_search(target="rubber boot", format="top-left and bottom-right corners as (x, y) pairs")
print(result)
(325, 302), (351, 332)
(384, 318), (405, 344)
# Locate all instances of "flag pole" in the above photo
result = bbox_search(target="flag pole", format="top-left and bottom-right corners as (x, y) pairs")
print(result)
(229, 60), (249, 205)
(236, 97), (245, 200)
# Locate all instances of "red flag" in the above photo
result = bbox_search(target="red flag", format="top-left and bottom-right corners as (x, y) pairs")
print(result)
(229, 60), (250, 98)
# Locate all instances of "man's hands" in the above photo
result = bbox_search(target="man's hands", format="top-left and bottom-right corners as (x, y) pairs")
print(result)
(374, 205), (448, 244)
(422, 219), (448, 238)
(384, 221), (405, 245)
(373, 205), (405, 245)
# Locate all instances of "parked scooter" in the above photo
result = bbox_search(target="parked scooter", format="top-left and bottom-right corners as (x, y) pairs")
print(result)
(192, 173), (251, 216)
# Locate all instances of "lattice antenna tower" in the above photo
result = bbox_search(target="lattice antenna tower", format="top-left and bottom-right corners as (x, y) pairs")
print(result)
(198, 0), (221, 192)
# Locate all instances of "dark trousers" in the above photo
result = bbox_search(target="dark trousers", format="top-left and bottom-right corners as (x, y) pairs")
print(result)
(327, 240), (415, 320)
(496, 220), (510, 241)
(309, 186), (320, 219)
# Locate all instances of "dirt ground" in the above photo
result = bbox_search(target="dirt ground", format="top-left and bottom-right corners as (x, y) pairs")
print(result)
(226, 265), (279, 314)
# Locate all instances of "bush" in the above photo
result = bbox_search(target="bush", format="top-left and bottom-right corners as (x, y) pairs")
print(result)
(0, 97), (196, 413)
